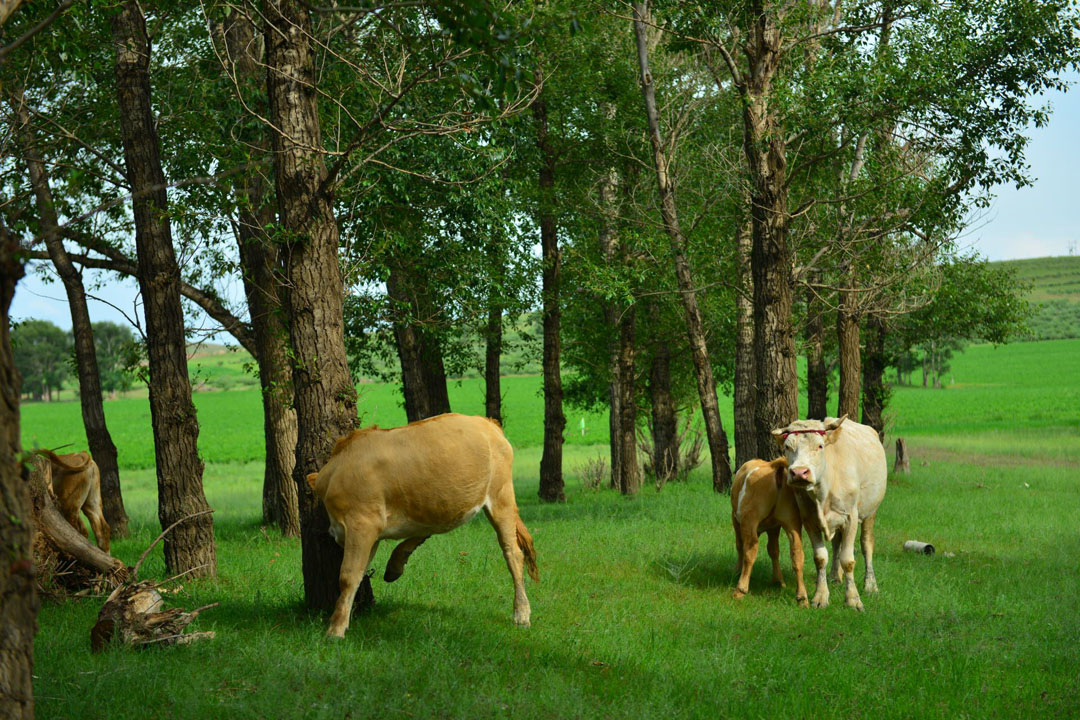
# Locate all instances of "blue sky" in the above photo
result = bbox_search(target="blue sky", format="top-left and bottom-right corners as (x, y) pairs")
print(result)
(11, 73), (1080, 332)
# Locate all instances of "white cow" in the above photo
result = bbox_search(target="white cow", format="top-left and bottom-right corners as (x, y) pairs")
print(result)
(772, 415), (886, 610)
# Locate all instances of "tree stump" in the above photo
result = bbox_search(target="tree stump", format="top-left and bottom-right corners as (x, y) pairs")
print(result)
(894, 438), (910, 474)
(90, 581), (216, 652)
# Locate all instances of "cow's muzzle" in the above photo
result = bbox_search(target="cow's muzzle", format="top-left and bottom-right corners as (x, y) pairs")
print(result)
(788, 466), (813, 487)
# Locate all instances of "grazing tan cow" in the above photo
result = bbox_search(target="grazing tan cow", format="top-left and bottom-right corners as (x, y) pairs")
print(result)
(772, 415), (886, 611)
(37, 449), (111, 554)
(306, 413), (539, 638)
(730, 457), (808, 607)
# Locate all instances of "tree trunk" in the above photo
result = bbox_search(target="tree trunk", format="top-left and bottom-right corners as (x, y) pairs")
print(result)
(221, 7), (300, 537)
(484, 238), (504, 424)
(836, 285), (860, 418)
(805, 272), (828, 420)
(112, 1), (216, 578)
(861, 314), (886, 442)
(599, 169), (621, 489)
(13, 93), (129, 536)
(0, 224), (36, 720)
(419, 332), (451, 417)
(648, 305), (678, 483)
(634, 2), (732, 492)
(734, 218), (757, 467)
(386, 268), (450, 423)
(613, 305), (639, 494)
(484, 302), (502, 424)
(264, 0), (366, 612)
(534, 93), (565, 503)
(742, 4), (799, 458)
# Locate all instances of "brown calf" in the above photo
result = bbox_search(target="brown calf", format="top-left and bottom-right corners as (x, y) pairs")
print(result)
(730, 457), (807, 607)
(37, 449), (111, 554)
(306, 413), (539, 638)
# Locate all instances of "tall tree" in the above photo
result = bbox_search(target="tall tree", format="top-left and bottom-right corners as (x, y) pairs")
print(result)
(633, 0), (732, 492)
(534, 90), (566, 502)
(112, 0), (216, 576)
(263, 0), (362, 611)
(0, 220), (36, 720)
(11, 91), (129, 535)
(217, 6), (300, 536)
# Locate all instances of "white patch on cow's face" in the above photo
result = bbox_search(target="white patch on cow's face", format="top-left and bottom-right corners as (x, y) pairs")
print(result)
(784, 434), (827, 490)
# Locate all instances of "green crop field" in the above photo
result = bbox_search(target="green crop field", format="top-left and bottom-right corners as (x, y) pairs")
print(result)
(995, 254), (1080, 340)
(25, 338), (1080, 719)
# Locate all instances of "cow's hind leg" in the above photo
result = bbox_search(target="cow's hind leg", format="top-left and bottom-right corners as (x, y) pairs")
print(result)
(484, 490), (531, 627)
(82, 482), (111, 554)
(384, 536), (429, 583)
(327, 520), (380, 639)
(861, 514), (878, 593)
(732, 516), (744, 578)
(767, 527), (784, 587)
(733, 520), (759, 599)
(830, 533), (843, 584)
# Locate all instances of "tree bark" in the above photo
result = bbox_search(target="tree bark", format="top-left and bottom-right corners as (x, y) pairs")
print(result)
(386, 267), (451, 423)
(264, 0), (365, 612)
(741, 3), (799, 457)
(836, 284), (861, 418)
(861, 314), (886, 442)
(648, 328), (678, 483)
(805, 272), (828, 420)
(222, 7), (300, 537)
(633, 2), (732, 492)
(534, 93), (565, 503)
(613, 305), (639, 494)
(13, 93), (129, 536)
(484, 238), (504, 424)
(0, 222), (36, 720)
(112, 0), (216, 578)
(734, 218), (757, 467)
(598, 168), (621, 489)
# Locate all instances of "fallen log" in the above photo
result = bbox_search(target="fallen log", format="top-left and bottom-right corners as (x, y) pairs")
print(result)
(29, 454), (126, 590)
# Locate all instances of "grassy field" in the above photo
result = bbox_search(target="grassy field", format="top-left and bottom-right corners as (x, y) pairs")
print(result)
(996, 254), (1080, 339)
(27, 338), (1080, 719)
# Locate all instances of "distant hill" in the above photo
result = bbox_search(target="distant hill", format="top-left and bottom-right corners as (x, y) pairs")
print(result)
(993, 255), (1080, 340)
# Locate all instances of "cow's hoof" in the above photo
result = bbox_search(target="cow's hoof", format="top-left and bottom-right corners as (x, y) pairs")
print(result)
(864, 579), (879, 593)
(811, 595), (829, 609)
(773, 579), (787, 588)
(514, 617), (531, 628)
(732, 588), (748, 599)
(326, 627), (346, 640)
(796, 596), (810, 608)
(846, 597), (865, 612)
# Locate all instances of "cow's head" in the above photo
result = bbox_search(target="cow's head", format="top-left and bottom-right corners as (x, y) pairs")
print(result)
(771, 415), (847, 490)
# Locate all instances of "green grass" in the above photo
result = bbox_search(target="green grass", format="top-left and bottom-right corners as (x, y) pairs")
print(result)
(995, 255), (1080, 339)
(29, 338), (1080, 719)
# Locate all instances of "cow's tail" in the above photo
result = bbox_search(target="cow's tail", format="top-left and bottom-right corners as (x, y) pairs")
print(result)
(515, 514), (539, 583)
(36, 448), (90, 472)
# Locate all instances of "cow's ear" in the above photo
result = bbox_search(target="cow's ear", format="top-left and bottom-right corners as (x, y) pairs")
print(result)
(773, 458), (788, 489)
(771, 427), (787, 449)
(825, 415), (847, 444)
(306, 472), (318, 489)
